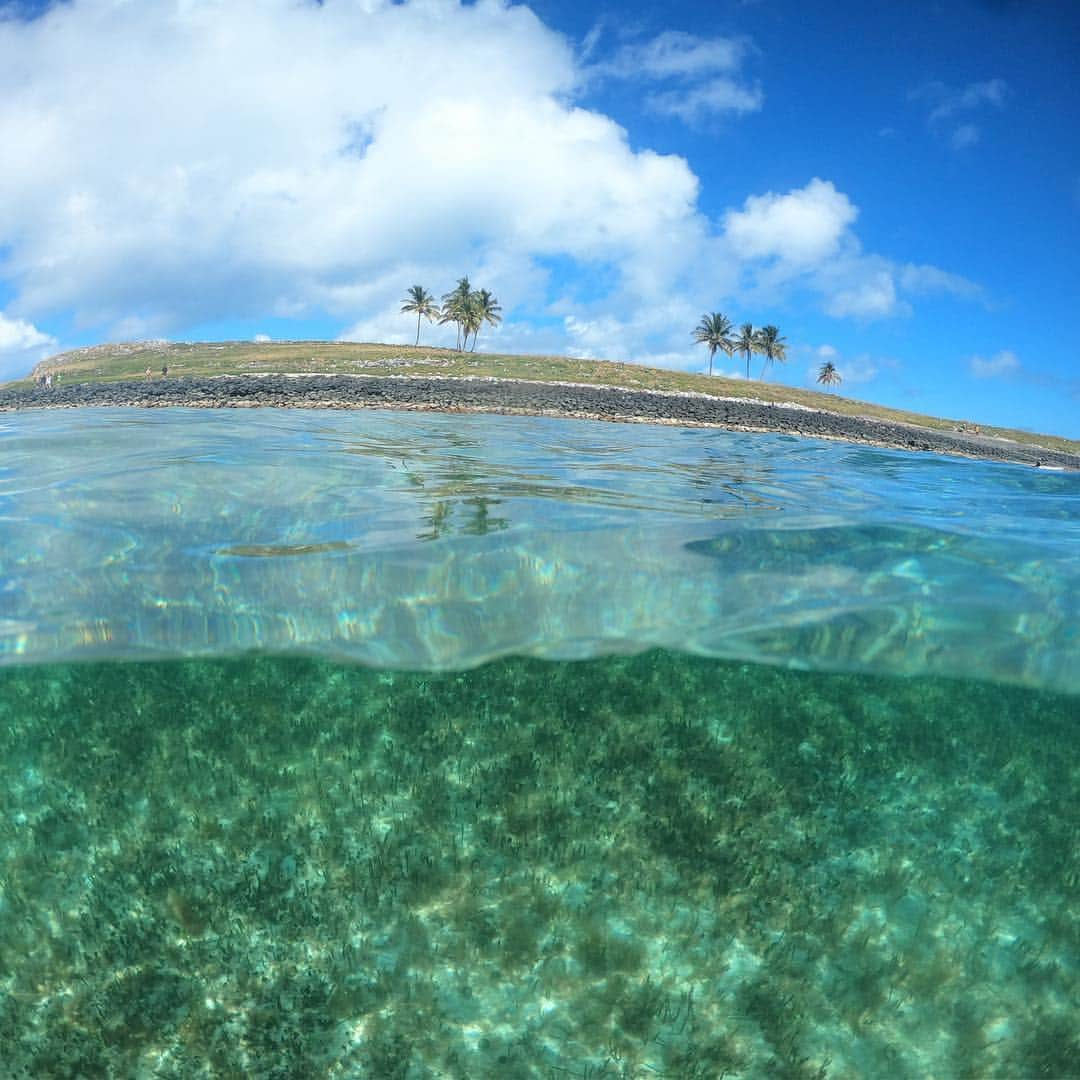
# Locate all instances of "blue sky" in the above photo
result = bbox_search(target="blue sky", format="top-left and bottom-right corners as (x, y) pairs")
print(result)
(1, 0), (1077, 436)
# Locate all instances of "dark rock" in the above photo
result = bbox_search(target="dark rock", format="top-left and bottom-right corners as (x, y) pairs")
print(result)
(1, 375), (1076, 470)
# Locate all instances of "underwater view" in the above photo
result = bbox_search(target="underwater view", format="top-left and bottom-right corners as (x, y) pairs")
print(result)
(1, 408), (1078, 1078)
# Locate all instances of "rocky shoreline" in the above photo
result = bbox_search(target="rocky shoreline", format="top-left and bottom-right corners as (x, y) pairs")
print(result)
(3, 373), (1077, 469)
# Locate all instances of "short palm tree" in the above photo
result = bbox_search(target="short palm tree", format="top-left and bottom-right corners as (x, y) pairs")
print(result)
(734, 323), (759, 380)
(755, 325), (787, 380)
(469, 289), (502, 351)
(817, 361), (842, 390)
(400, 285), (439, 346)
(692, 312), (735, 376)
(440, 276), (472, 351)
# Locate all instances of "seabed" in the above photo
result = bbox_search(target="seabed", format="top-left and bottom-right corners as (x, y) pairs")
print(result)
(0, 651), (1076, 1078)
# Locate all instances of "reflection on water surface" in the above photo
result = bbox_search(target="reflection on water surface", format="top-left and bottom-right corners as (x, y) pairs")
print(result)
(1, 407), (1078, 690)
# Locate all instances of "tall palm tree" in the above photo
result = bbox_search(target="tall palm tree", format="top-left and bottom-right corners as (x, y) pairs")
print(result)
(691, 312), (736, 376)
(400, 285), (439, 346)
(440, 276), (472, 351)
(817, 361), (842, 390)
(734, 323), (759, 380)
(460, 293), (482, 352)
(755, 325), (787, 381)
(469, 289), (502, 351)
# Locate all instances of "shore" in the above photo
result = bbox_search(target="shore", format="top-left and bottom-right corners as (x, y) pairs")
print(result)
(3, 373), (1078, 469)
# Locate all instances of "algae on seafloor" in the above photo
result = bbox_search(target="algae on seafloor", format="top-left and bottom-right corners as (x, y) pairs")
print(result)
(0, 652), (1076, 1078)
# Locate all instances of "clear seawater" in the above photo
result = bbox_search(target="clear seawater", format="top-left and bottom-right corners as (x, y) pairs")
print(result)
(0, 408), (1077, 1078)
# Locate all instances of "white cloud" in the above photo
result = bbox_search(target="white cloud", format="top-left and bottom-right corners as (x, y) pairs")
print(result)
(0, 2), (980, 369)
(0, 312), (56, 381)
(646, 79), (764, 123)
(563, 314), (628, 360)
(720, 180), (979, 321)
(630, 31), (748, 79)
(823, 270), (899, 319)
(801, 348), (883, 389)
(722, 179), (857, 266)
(601, 30), (749, 80)
(832, 355), (880, 386)
(970, 350), (1020, 378)
(899, 263), (982, 300)
(950, 123), (980, 150)
(911, 78), (1008, 149)
(0, 0), (704, 342)
(0, 313), (52, 352)
(922, 79), (1009, 124)
(591, 30), (762, 123)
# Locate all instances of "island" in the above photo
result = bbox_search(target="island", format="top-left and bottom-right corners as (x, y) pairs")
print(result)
(3, 340), (1078, 471)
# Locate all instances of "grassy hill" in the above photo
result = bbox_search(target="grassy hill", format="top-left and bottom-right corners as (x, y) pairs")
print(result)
(13, 339), (1080, 456)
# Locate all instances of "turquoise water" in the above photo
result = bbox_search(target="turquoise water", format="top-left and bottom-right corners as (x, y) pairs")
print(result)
(3, 408), (1078, 688)
(1, 408), (1077, 1077)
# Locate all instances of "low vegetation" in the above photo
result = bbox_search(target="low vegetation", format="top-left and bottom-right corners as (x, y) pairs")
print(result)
(10, 338), (1079, 455)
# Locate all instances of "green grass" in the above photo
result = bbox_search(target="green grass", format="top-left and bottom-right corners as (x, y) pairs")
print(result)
(12, 338), (1080, 455)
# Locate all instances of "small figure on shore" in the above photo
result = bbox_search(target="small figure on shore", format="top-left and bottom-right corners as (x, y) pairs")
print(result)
(161, 364), (169, 378)
(45, 372), (53, 389)
(145, 366), (152, 379)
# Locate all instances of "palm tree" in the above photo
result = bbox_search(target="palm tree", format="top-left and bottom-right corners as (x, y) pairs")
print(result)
(469, 289), (502, 351)
(400, 285), (439, 346)
(734, 322), (759, 380)
(691, 312), (736, 376)
(817, 361), (842, 390)
(460, 293), (482, 352)
(755, 325), (787, 380)
(440, 276), (472, 351)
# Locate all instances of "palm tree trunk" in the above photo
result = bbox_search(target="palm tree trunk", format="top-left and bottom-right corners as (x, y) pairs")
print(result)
(415, 312), (421, 346)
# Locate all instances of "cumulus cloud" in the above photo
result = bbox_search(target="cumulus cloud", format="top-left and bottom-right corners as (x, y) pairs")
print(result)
(720, 180), (975, 320)
(0, 1), (979, 368)
(0, 311), (56, 381)
(970, 350), (1020, 378)
(722, 179), (857, 265)
(0, 0), (703, 342)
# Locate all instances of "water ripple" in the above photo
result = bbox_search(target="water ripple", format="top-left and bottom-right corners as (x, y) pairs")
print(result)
(1, 407), (1077, 691)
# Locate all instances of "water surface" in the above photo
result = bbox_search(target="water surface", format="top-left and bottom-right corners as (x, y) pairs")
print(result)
(2, 408), (1077, 689)
(0, 408), (1076, 1078)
